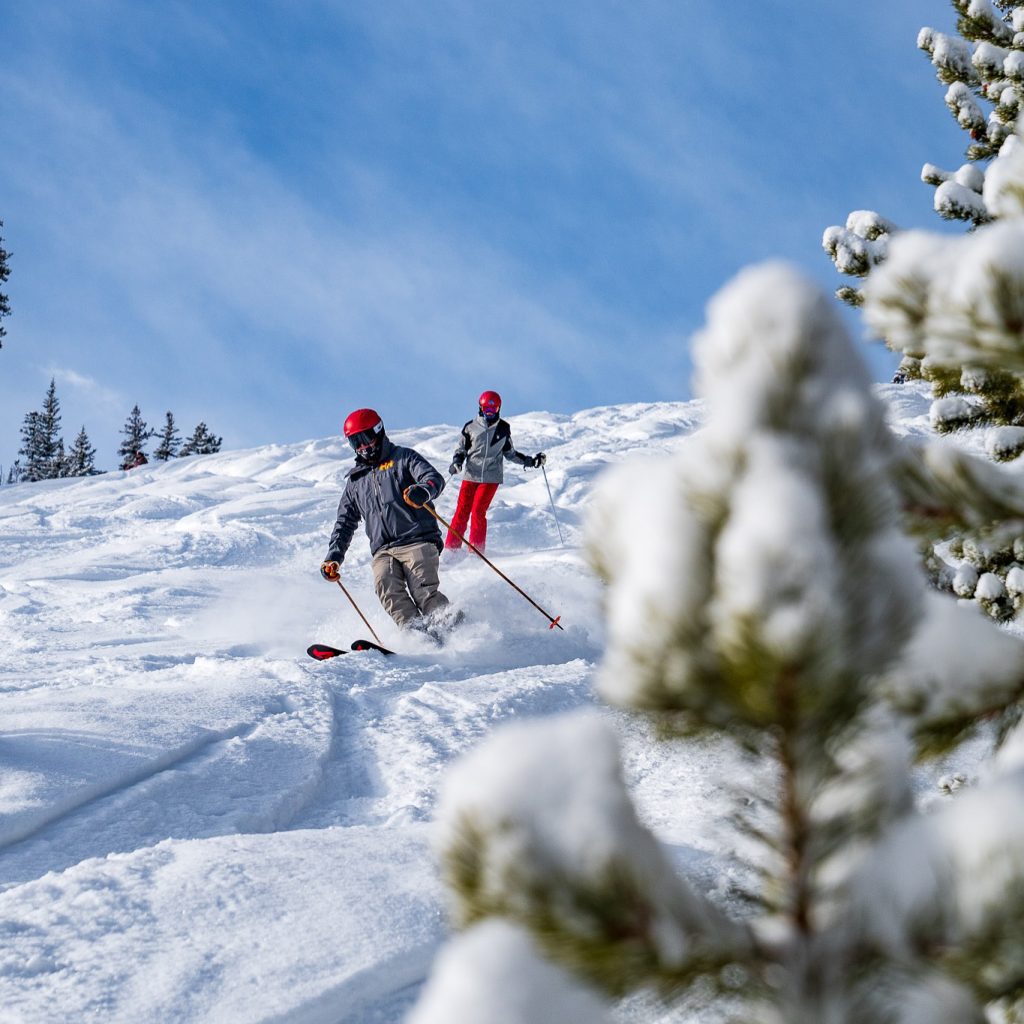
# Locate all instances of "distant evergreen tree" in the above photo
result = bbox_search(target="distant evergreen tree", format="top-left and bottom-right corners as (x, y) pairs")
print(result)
(118, 405), (151, 469)
(6, 460), (23, 485)
(15, 379), (64, 483)
(38, 378), (63, 478)
(0, 219), (10, 349)
(53, 438), (68, 479)
(17, 411), (46, 482)
(179, 422), (222, 457)
(153, 411), (181, 461)
(67, 426), (98, 477)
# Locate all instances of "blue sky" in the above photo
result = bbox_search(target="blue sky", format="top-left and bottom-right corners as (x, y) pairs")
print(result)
(1, 1), (969, 473)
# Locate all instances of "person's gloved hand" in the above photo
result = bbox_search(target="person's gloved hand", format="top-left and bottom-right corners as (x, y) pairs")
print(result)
(531, 453), (546, 468)
(448, 460), (462, 476)
(320, 560), (341, 582)
(404, 483), (432, 507)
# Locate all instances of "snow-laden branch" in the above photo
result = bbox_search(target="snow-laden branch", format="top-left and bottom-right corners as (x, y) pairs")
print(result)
(919, 28), (978, 84)
(894, 435), (1024, 528)
(822, 211), (895, 281)
(845, 771), (1024, 1007)
(880, 591), (1024, 750)
(407, 920), (612, 1024)
(956, 0), (1015, 44)
(946, 81), (987, 130)
(985, 131), (1024, 216)
(869, 220), (1024, 373)
(433, 712), (753, 994)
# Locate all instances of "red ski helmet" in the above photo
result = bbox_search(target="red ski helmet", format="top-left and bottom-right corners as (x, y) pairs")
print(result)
(344, 408), (382, 437)
(343, 408), (385, 461)
(478, 390), (501, 418)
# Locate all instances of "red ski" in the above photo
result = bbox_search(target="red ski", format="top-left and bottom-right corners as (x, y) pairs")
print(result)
(349, 639), (396, 656)
(307, 643), (348, 660)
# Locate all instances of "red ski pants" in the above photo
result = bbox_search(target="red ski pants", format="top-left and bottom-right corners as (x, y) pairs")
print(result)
(445, 480), (500, 552)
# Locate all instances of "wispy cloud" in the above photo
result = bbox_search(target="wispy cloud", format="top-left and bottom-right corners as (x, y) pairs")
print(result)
(1, 0), (954, 469)
(46, 367), (121, 404)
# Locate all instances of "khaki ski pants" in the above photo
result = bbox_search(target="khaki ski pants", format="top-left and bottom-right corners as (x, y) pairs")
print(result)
(372, 541), (449, 627)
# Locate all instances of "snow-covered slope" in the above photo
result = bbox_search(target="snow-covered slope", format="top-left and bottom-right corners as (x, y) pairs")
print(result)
(0, 387), (947, 1022)
(0, 398), (734, 1023)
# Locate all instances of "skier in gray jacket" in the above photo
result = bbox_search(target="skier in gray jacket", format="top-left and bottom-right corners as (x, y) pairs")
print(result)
(321, 408), (454, 632)
(445, 390), (545, 554)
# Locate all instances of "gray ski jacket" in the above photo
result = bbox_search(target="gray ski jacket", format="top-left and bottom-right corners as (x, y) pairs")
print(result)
(452, 416), (532, 484)
(326, 439), (445, 561)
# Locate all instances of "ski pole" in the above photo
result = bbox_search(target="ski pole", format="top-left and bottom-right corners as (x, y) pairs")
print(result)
(540, 463), (565, 547)
(335, 577), (383, 645)
(404, 488), (564, 631)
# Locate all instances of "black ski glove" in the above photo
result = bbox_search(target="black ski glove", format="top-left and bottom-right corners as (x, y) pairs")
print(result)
(404, 483), (432, 507)
(448, 460), (461, 476)
(531, 453), (546, 468)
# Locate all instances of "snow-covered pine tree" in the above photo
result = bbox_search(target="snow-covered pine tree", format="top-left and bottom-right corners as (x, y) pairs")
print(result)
(411, 264), (1024, 1024)
(66, 426), (98, 477)
(0, 219), (10, 348)
(861, 116), (1024, 619)
(824, 0), (1024, 425)
(117, 405), (151, 470)
(6, 460), (23, 485)
(178, 422), (222, 457)
(826, 4), (1024, 618)
(153, 412), (180, 461)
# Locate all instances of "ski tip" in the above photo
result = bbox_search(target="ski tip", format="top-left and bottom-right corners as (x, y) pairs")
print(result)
(350, 639), (397, 656)
(307, 643), (347, 660)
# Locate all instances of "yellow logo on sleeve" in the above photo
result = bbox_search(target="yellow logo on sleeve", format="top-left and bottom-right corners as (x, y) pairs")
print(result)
(376, 460), (395, 472)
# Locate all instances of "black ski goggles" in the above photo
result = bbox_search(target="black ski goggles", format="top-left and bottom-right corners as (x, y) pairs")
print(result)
(348, 426), (382, 453)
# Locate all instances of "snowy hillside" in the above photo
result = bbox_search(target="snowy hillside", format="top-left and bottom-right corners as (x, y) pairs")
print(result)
(0, 388), (939, 1023)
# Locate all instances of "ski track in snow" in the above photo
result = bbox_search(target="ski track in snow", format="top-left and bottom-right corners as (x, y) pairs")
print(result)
(0, 389), (951, 1022)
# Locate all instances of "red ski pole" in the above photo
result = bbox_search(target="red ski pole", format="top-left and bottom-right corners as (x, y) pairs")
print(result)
(404, 487), (564, 631)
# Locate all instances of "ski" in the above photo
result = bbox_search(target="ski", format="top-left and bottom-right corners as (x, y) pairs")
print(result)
(307, 643), (348, 660)
(350, 639), (397, 656)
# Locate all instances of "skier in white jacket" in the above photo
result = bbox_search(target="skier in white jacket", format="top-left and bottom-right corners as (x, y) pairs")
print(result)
(444, 390), (545, 554)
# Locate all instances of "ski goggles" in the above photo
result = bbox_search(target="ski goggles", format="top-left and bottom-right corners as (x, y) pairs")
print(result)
(348, 424), (382, 454)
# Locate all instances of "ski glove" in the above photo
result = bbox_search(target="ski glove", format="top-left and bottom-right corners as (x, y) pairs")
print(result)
(448, 460), (461, 476)
(321, 560), (341, 582)
(530, 453), (546, 468)
(404, 483), (432, 507)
